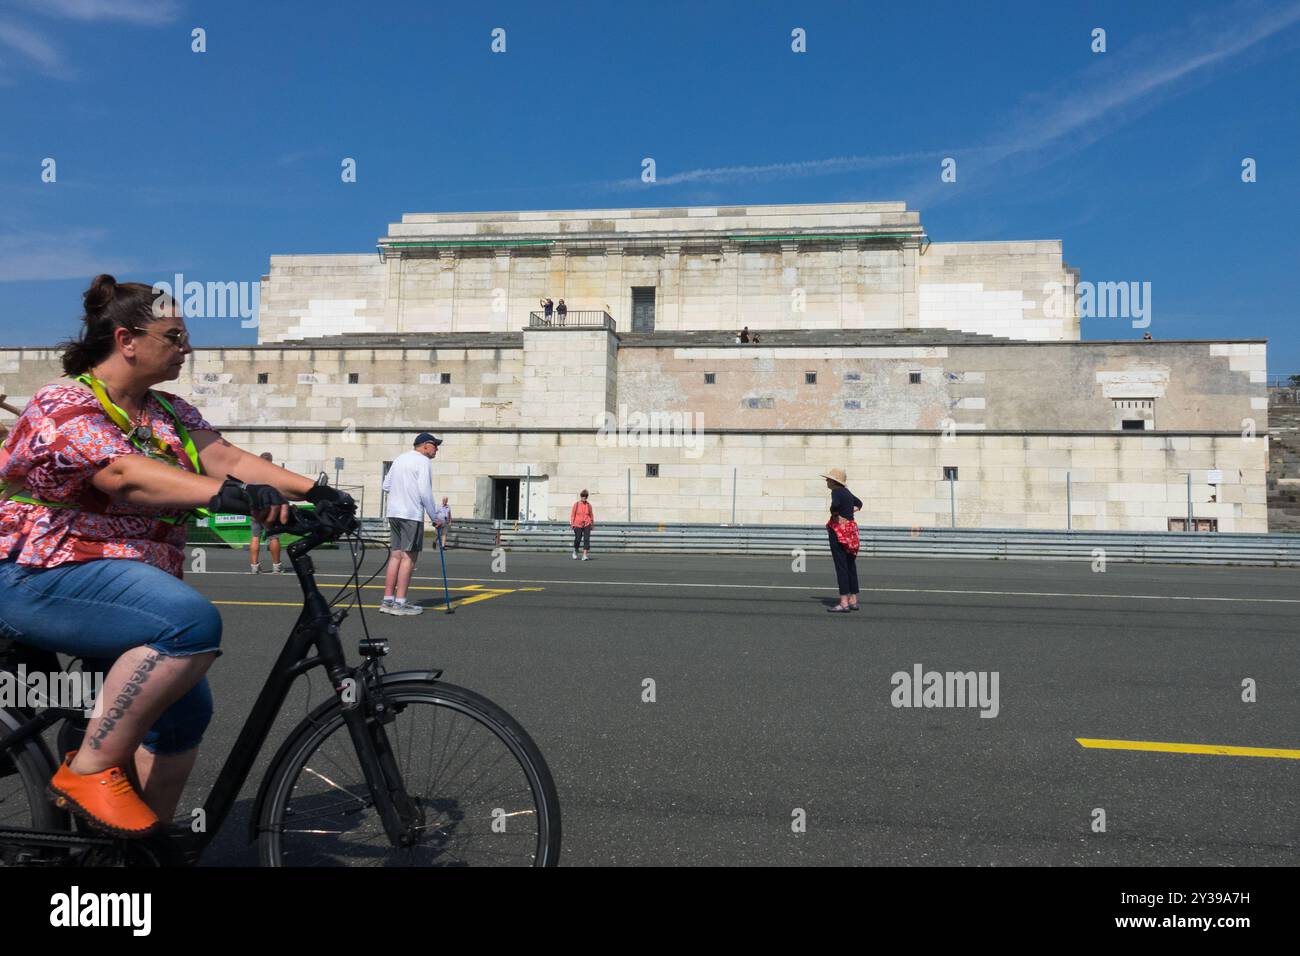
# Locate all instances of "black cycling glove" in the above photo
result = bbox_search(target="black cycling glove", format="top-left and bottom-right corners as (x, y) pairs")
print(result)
(304, 483), (355, 510)
(207, 478), (289, 516)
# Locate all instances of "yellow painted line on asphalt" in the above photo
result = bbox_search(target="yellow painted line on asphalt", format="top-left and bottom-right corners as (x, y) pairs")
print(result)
(212, 584), (543, 612)
(1076, 738), (1300, 759)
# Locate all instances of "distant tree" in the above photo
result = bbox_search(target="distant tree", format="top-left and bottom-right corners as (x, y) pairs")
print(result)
(1289, 373), (1300, 388)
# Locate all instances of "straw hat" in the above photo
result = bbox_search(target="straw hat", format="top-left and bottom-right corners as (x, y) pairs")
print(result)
(820, 468), (847, 485)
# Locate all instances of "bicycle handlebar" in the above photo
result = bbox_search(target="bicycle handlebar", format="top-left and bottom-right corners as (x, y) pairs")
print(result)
(264, 499), (360, 545)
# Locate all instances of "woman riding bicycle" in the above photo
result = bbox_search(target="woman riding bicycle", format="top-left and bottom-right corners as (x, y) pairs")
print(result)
(0, 275), (349, 838)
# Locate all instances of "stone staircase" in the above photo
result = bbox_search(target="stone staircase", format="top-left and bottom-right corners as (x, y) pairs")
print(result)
(1267, 401), (1300, 531)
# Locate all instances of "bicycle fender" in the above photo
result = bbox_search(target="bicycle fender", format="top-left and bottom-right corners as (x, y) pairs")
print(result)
(247, 669), (442, 844)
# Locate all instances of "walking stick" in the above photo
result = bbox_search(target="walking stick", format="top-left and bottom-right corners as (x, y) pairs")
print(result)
(437, 525), (454, 614)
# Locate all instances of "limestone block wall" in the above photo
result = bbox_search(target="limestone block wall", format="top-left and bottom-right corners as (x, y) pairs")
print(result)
(255, 210), (1079, 340)
(213, 428), (1269, 533)
(0, 338), (1264, 441)
(258, 255), (387, 343)
(918, 241), (1078, 340)
(614, 342), (1266, 433)
(520, 329), (617, 429)
(0, 347), (523, 430)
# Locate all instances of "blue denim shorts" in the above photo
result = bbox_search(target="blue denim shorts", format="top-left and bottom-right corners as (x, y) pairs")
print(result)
(0, 557), (222, 754)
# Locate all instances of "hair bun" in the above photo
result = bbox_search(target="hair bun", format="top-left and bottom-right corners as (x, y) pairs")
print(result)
(83, 274), (117, 315)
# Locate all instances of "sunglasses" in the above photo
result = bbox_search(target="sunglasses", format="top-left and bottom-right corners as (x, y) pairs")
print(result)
(131, 326), (190, 349)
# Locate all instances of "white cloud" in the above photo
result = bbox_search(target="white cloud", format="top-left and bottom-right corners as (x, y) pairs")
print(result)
(0, 229), (136, 282)
(0, 19), (69, 77)
(910, 0), (1300, 206)
(14, 0), (180, 24)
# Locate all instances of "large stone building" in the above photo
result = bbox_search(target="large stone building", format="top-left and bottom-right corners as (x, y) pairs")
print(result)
(0, 202), (1272, 531)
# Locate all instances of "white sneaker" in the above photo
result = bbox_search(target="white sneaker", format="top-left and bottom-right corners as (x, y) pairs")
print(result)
(271, 564), (283, 574)
(379, 598), (397, 615)
(571, 551), (578, 560)
(581, 555), (590, 561)
(249, 565), (260, 574)
(393, 603), (424, 616)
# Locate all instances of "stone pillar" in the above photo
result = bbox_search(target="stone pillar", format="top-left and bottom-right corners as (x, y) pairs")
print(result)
(437, 247), (457, 332)
(660, 243), (681, 331)
(900, 244), (919, 329)
(603, 244), (624, 329)
(780, 241), (799, 329)
(384, 254), (403, 334)
(722, 241), (741, 330)
(549, 246), (568, 302)
(494, 250), (511, 333)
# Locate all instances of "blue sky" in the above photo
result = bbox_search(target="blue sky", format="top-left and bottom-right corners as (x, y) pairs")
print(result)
(1, 0), (1298, 374)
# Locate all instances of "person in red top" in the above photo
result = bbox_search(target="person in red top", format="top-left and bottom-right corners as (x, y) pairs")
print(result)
(0, 275), (350, 838)
(570, 489), (594, 561)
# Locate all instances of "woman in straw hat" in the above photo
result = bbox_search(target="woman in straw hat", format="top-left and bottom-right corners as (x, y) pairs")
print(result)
(821, 467), (862, 613)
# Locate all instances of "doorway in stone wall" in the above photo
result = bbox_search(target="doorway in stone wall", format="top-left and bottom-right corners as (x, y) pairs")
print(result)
(631, 287), (656, 332)
(491, 477), (521, 520)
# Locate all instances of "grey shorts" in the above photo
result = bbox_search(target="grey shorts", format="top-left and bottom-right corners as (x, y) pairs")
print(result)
(388, 518), (424, 556)
(249, 519), (280, 540)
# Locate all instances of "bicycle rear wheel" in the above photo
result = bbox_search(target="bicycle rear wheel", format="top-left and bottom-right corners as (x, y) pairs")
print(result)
(258, 679), (560, 867)
(0, 707), (68, 865)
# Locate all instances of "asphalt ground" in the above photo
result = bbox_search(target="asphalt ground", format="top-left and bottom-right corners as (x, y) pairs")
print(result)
(84, 542), (1300, 865)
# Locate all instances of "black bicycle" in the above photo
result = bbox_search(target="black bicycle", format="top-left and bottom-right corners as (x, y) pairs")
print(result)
(0, 496), (561, 867)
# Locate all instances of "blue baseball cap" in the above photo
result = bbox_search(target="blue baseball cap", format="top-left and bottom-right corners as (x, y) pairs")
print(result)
(414, 432), (442, 447)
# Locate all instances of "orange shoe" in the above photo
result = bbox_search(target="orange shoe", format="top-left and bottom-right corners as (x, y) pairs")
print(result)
(47, 752), (160, 839)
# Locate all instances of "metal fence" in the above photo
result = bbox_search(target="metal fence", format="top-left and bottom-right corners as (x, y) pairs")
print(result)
(441, 519), (1300, 566)
(527, 310), (615, 330)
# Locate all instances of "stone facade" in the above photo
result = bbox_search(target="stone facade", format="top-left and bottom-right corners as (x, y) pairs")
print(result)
(256, 203), (1080, 343)
(0, 202), (1271, 532)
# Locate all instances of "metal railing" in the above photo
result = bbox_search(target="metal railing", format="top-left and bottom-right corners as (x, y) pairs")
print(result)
(442, 519), (1300, 566)
(527, 310), (615, 330)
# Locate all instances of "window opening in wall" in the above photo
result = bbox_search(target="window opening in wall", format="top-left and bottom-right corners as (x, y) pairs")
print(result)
(805, 372), (817, 385)
(845, 372), (861, 382)
(1121, 419), (1146, 430)
(844, 400), (861, 410)
(908, 371), (922, 384)
(645, 464), (659, 478)
(257, 372), (269, 384)
(440, 372), (451, 384)
(348, 372), (359, 384)
(943, 466), (958, 480)
(704, 373), (716, 384)
(631, 287), (656, 332)
(1168, 517), (1217, 532)
(744, 397), (774, 409)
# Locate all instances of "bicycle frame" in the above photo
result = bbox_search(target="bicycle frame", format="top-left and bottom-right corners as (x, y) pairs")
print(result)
(0, 511), (430, 862)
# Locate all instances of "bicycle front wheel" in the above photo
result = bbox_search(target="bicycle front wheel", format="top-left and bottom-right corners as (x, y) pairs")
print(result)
(258, 680), (561, 867)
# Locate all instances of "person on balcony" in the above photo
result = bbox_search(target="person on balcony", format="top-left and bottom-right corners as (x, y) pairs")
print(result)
(556, 299), (568, 324)
(541, 298), (554, 324)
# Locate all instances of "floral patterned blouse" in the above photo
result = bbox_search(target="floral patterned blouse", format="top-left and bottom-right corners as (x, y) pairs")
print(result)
(0, 382), (216, 578)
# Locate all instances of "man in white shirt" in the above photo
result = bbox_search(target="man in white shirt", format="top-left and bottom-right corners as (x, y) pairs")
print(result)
(381, 432), (444, 615)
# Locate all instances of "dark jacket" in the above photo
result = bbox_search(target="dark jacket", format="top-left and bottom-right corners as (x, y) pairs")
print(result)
(829, 485), (862, 521)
